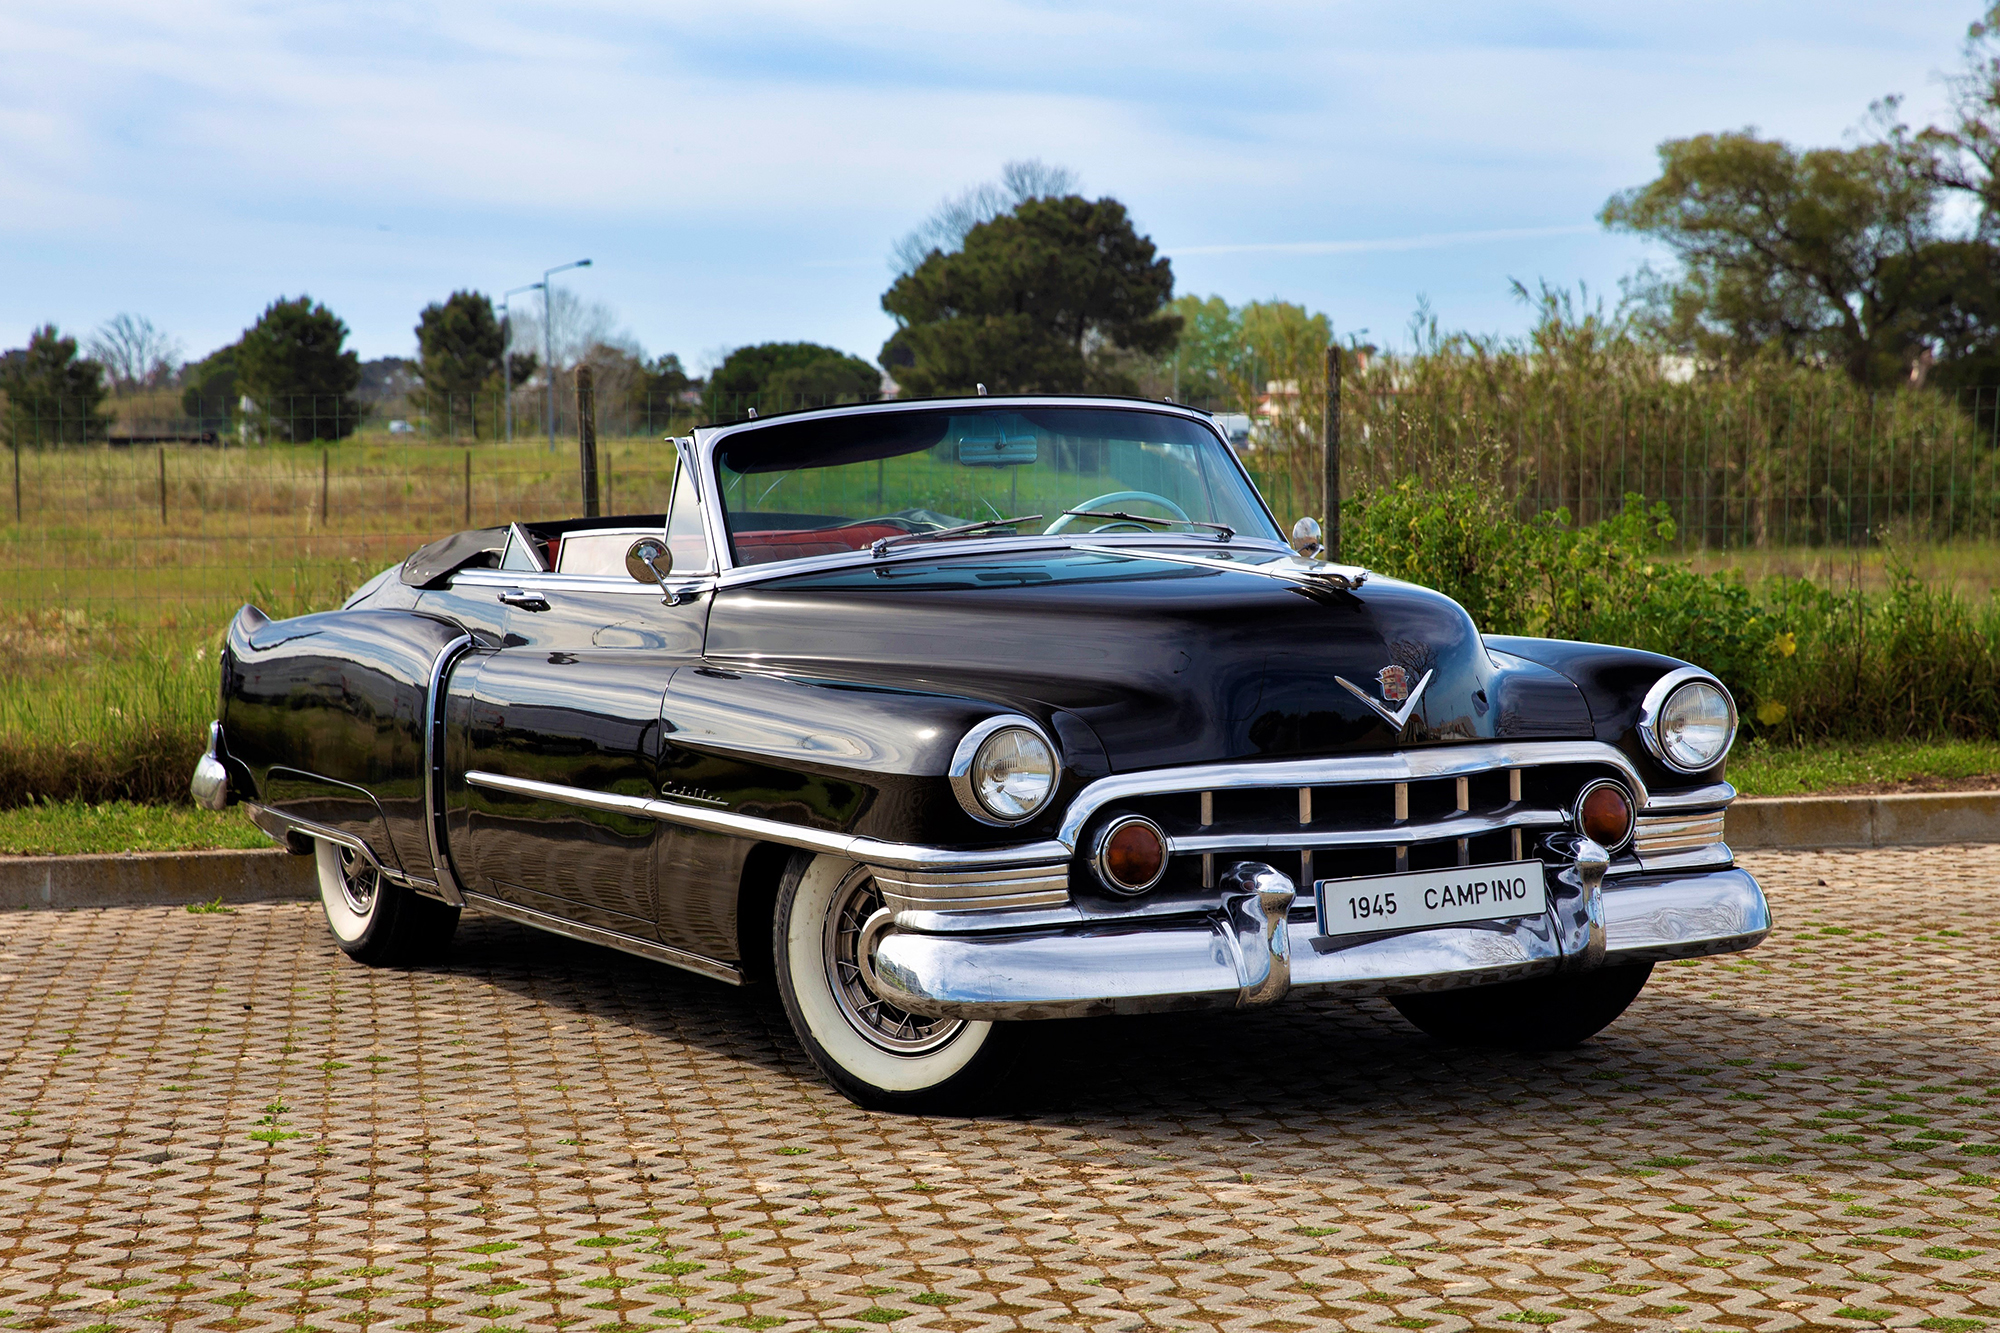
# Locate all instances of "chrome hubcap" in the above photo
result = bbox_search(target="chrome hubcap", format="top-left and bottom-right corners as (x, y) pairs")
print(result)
(824, 869), (964, 1055)
(337, 847), (378, 917)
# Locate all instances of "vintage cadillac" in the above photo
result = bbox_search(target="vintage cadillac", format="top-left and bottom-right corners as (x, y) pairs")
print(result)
(194, 396), (1769, 1110)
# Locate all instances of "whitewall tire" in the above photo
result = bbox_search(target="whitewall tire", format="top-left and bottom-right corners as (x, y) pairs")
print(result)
(313, 838), (459, 966)
(773, 853), (1016, 1111)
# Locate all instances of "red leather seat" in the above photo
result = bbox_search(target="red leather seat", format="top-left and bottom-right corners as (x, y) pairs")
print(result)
(732, 523), (905, 565)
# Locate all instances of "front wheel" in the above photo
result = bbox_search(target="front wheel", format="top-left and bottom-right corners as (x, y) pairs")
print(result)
(1390, 962), (1654, 1050)
(314, 839), (459, 967)
(773, 853), (1017, 1112)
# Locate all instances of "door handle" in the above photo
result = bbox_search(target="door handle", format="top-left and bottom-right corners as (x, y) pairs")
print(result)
(498, 588), (551, 611)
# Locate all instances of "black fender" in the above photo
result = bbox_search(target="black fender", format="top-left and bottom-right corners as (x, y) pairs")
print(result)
(659, 665), (1106, 847)
(221, 604), (466, 873)
(1482, 635), (1727, 792)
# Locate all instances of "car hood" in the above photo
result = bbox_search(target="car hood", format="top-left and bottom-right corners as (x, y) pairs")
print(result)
(703, 547), (1592, 773)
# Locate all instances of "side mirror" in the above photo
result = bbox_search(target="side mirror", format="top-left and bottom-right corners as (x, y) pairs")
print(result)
(626, 537), (672, 585)
(1289, 516), (1324, 559)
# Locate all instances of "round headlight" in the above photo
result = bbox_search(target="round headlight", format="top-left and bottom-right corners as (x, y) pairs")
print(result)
(951, 722), (1058, 824)
(1656, 680), (1736, 772)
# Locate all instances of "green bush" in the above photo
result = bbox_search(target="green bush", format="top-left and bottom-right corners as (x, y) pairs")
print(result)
(1343, 479), (2000, 742)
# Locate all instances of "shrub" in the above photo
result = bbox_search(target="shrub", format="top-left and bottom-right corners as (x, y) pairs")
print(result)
(1343, 480), (2000, 743)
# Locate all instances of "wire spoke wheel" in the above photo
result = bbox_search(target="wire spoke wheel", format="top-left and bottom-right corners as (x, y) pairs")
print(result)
(823, 869), (964, 1056)
(336, 846), (379, 917)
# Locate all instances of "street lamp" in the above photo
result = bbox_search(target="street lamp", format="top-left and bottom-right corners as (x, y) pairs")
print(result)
(500, 281), (543, 443)
(542, 259), (592, 452)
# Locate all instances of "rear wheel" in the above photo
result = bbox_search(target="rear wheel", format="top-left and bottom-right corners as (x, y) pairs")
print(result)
(314, 839), (459, 966)
(1391, 963), (1654, 1050)
(773, 853), (1016, 1112)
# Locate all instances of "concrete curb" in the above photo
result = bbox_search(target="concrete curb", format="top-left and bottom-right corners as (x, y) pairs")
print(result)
(0, 847), (315, 911)
(0, 790), (1993, 910)
(1726, 790), (2000, 851)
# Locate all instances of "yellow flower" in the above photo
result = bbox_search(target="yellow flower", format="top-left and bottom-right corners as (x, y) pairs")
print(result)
(1755, 701), (1788, 726)
(1768, 631), (1797, 659)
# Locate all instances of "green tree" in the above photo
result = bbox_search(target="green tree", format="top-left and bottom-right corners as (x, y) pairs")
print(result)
(881, 194), (1180, 396)
(235, 296), (363, 441)
(415, 290), (505, 403)
(0, 325), (111, 446)
(710, 342), (879, 412)
(180, 342), (240, 428)
(1601, 131), (1942, 386)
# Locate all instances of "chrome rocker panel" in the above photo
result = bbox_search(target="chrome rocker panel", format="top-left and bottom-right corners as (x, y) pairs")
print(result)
(870, 860), (1770, 1022)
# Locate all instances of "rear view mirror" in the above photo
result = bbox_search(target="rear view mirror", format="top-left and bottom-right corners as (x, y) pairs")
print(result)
(626, 537), (672, 584)
(952, 416), (1039, 467)
(1290, 516), (1324, 559)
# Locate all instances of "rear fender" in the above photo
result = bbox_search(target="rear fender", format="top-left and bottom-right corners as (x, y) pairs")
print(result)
(222, 604), (467, 874)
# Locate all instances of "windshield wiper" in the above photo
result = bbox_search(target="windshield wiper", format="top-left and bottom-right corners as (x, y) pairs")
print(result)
(1056, 509), (1235, 541)
(870, 514), (1044, 558)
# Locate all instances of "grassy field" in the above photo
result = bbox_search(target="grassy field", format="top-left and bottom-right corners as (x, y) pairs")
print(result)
(1727, 737), (2000, 797)
(0, 800), (268, 855)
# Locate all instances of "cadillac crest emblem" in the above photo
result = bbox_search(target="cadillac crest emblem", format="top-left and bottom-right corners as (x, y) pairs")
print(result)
(1376, 664), (1411, 703)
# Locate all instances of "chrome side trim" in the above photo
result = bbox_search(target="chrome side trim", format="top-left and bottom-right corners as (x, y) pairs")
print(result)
(1635, 809), (1728, 855)
(1166, 804), (1569, 854)
(244, 803), (412, 884)
(423, 634), (475, 907)
(869, 863), (1071, 914)
(1643, 781), (1736, 812)
(460, 890), (742, 985)
(463, 770), (1071, 872)
(1057, 741), (1659, 847)
(1638, 666), (1739, 775)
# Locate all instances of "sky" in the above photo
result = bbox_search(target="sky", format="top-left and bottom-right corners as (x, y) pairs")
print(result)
(0, 0), (1981, 371)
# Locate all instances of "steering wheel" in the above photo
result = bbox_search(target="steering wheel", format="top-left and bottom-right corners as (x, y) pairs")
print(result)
(1044, 490), (1192, 534)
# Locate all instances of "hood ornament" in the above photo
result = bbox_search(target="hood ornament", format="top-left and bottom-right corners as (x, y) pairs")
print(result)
(1335, 665), (1434, 731)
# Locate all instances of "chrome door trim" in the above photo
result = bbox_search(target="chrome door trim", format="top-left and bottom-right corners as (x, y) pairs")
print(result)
(450, 567), (716, 602)
(423, 634), (475, 906)
(460, 890), (742, 985)
(464, 769), (1071, 873)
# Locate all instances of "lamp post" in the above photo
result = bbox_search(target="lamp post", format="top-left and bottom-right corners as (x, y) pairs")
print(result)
(542, 259), (592, 452)
(500, 281), (542, 443)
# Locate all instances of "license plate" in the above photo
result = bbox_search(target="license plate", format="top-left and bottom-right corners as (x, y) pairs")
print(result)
(1315, 859), (1548, 938)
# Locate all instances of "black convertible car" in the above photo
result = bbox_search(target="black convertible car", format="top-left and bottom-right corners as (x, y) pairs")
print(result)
(194, 396), (1768, 1109)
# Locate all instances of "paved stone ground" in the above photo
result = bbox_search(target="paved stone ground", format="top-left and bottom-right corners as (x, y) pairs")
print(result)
(1, 847), (1998, 1333)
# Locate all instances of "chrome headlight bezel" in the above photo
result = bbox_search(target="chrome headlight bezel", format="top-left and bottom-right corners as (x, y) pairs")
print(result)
(1638, 668), (1739, 775)
(948, 715), (1061, 826)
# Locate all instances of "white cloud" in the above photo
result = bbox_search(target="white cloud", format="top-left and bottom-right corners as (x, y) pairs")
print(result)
(0, 0), (1976, 360)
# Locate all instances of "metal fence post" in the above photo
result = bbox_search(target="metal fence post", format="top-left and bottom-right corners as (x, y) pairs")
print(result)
(320, 449), (329, 526)
(158, 447), (167, 524)
(1323, 343), (1341, 559)
(464, 449), (471, 527)
(577, 364), (600, 518)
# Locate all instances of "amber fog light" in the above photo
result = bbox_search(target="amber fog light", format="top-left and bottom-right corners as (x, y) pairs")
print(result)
(1574, 779), (1635, 852)
(1094, 815), (1168, 895)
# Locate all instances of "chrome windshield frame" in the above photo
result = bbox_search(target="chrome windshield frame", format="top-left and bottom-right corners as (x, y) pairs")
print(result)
(690, 396), (1287, 582)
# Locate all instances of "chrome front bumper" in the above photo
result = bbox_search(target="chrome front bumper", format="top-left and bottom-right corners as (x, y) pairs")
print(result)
(870, 856), (1770, 1022)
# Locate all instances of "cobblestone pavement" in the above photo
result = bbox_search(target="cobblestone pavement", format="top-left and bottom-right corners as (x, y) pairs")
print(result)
(2, 847), (1999, 1333)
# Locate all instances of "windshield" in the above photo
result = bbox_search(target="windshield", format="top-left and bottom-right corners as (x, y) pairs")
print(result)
(712, 406), (1279, 567)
